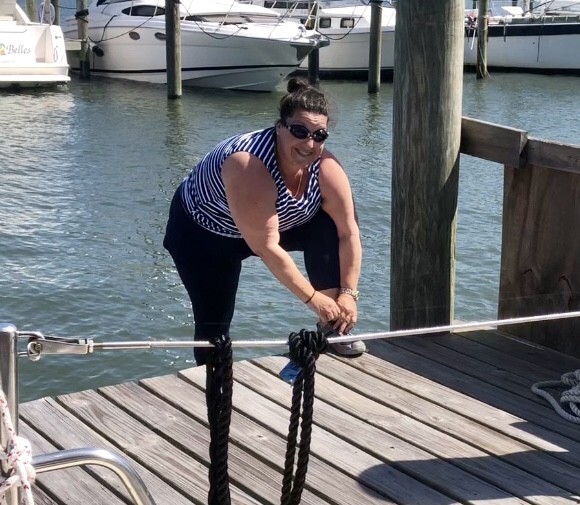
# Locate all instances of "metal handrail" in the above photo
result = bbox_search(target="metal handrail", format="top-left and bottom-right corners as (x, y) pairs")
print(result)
(33, 448), (155, 505)
(0, 323), (156, 505)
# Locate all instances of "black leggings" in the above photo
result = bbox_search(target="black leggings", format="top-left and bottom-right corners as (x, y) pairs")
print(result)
(163, 187), (340, 365)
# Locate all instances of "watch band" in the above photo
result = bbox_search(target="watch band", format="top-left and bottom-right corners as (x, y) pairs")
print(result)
(340, 287), (359, 301)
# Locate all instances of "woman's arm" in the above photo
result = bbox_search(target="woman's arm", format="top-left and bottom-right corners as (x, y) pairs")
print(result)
(222, 152), (341, 323)
(319, 150), (362, 332)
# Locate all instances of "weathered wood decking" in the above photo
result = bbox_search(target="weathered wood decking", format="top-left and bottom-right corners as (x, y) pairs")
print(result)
(20, 329), (580, 505)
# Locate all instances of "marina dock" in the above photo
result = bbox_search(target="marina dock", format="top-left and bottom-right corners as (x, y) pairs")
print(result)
(19, 328), (580, 505)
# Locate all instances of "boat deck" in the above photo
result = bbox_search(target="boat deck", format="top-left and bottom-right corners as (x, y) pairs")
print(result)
(20, 329), (580, 505)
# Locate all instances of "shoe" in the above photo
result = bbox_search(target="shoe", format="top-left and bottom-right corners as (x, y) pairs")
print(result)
(317, 323), (366, 357)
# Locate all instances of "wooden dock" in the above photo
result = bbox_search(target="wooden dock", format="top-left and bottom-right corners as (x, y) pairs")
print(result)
(19, 329), (580, 505)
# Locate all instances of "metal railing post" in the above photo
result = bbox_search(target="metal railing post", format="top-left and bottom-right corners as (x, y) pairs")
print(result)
(0, 322), (20, 505)
(33, 448), (157, 505)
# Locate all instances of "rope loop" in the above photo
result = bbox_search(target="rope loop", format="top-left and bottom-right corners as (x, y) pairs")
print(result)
(205, 335), (233, 505)
(287, 329), (327, 369)
(281, 329), (326, 505)
(0, 391), (35, 505)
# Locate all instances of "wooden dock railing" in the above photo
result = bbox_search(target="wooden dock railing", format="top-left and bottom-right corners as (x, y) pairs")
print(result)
(460, 117), (580, 357)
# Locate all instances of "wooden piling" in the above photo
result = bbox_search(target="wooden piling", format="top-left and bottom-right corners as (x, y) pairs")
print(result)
(76, 0), (90, 79)
(390, 0), (464, 330)
(51, 0), (60, 25)
(25, 0), (36, 22)
(367, 0), (383, 94)
(165, 0), (182, 99)
(476, 0), (489, 79)
(306, 1), (319, 86)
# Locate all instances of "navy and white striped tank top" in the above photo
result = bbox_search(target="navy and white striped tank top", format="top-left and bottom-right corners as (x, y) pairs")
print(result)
(180, 127), (322, 238)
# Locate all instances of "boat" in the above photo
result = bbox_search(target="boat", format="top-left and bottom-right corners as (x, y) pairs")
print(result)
(249, 0), (397, 78)
(61, 0), (327, 91)
(255, 0), (580, 78)
(464, 1), (580, 74)
(0, 0), (70, 88)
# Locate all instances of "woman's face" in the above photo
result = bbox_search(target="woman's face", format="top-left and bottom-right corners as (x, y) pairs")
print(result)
(276, 109), (329, 170)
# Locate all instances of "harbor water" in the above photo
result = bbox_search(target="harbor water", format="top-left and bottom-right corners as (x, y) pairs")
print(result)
(1, 72), (579, 402)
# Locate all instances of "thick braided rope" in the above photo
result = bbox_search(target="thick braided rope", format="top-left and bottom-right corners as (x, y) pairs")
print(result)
(0, 390), (35, 505)
(281, 330), (327, 505)
(206, 335), (233, 505)
(532, 369), (580, 424)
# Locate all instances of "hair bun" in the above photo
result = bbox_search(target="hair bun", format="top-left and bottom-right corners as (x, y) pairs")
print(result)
(286, 77), (311, 94)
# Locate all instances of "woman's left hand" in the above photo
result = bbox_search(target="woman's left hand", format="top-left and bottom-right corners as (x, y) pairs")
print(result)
(335, 293), (358, 334)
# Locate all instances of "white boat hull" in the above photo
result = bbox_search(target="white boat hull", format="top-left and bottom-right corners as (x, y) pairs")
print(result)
(464, 22), (580, 72)
(297, 27), (395, 76)
(0, 14), (70, 88)
(63, 14), (318, 91)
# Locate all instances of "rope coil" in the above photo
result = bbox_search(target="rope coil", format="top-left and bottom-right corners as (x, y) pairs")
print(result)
(0, 390), (35, 505)
(532, 369), (580, 423)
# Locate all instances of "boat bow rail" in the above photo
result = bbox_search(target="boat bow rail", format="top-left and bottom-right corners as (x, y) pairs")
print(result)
(0, 323), (156, 505)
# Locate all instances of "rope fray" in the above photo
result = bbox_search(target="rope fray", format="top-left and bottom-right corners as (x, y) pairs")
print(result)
(532, 369), (580, 424)
(0, 389), (35, 505)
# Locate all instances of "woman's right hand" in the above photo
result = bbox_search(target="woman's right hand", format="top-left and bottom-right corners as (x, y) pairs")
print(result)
(306, 291), (341, 325)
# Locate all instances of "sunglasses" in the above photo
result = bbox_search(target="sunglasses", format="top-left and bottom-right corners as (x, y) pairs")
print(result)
(280, 121), (329, 143)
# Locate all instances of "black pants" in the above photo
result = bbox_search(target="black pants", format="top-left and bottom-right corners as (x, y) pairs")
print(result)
(163, 186), (340, 365)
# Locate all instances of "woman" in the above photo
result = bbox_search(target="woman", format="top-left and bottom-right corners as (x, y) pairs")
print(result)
(163, 78), (364, 366)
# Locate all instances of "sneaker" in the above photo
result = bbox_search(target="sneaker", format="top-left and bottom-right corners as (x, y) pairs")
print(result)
(317, 323), (366, 357)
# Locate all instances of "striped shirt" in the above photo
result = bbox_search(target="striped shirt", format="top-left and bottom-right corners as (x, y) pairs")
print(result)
(180, 127), (322, 238)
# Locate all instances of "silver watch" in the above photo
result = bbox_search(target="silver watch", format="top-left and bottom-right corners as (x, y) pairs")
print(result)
(340, 287), (359, 301)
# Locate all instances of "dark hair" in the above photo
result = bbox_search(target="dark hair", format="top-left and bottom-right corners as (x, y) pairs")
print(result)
(278, 77), (329, 122)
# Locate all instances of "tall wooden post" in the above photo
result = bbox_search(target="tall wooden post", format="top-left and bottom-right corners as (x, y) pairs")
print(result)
(25, 0), (36, 22)
(306, 1), (319, 86)
(367, 0), (383, 94)
(76, 0), (90, 79)
(390, 0), (464, 331)
(51, 0), (60, 25)
(476, 0), (489, 79)
(165, 0), (182, 99)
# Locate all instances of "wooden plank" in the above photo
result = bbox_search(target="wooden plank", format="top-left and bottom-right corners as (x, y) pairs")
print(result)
(399, 334), (559, 405)
(141, 373), (391, 505)
(182, 367), (487, 505)
(98, 380), (330, 505)
(431, 332), (571, 382)
(527, 138), (580, 175)
(32, 487), (60, 505)
(252, 355), (579, 505)
(454, 330), (580, 375)
(376, 336), (580, 440)
(360, 340), (580, 467)
(20, 419), (126, 505)
(294, 353), (580, 495)
(461, 117), (527, 167)
(499, 163), (580, 357)
(56, 387), (260, 505)
(20, 397), (194, 505)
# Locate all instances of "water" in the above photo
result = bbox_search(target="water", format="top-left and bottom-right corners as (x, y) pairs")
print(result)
(1, 72), (579, 402)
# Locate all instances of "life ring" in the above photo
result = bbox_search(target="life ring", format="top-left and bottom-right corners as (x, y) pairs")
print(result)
(37, 1), (56, 24)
